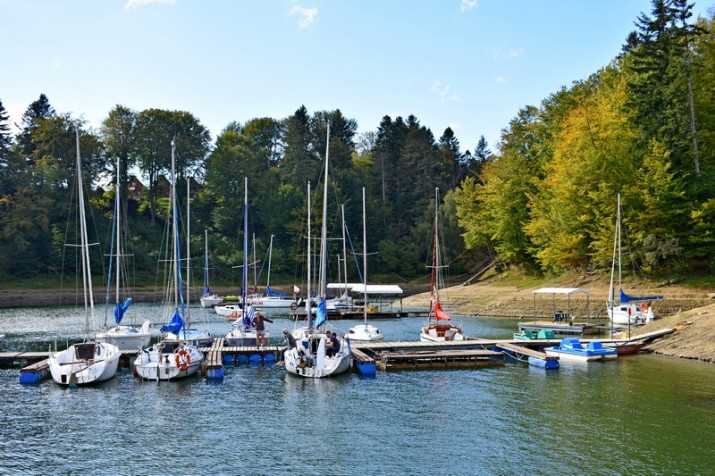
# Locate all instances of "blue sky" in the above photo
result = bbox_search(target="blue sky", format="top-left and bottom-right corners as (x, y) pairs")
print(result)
(2, 0), (713, 153)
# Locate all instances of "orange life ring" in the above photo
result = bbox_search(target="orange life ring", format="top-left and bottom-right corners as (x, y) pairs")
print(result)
(175, 349), (191, 371)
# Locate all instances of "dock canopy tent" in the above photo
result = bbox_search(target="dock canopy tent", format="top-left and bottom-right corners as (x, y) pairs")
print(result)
(532, 287), (591, 323)
(349, 284), (404, 311)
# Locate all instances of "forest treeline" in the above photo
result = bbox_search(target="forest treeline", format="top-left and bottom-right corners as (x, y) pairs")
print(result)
(1, 1), (714, 287)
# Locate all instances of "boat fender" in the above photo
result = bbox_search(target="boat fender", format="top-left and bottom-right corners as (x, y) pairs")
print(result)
(231, 311), (238, 318)
(175, 349), (191, 371)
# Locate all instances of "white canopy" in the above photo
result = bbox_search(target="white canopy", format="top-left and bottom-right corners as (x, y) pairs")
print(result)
(532, 287), (590, 295)
(327, 283), (362, 290)
(350, 284), (403, 295)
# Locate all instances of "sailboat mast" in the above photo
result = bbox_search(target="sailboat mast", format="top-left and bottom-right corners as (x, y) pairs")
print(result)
(306, 182), (312, 323)
(204, 229), (209, 292)
(76, 130), (94, 337)
(341, 204), (348, 297)
(186, 176), (191, 326)
(429, 188), (439, 317)
(242, 177), (248, 308)
(115, 157), (121, 307)
(170, 140), (179, 308)
(319, 124), (330, 300)
(267, 235), (274, 289)
(362, 187), (368, 325)
(617, 194), (622, 297)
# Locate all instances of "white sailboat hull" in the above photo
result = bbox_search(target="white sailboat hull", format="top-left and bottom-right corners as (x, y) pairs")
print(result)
(284, 329), (351, 378)
(200, 294), (223, 308)
(246, 297), (297, 308)
(215, 304), (243, 317)
(420, 323), (465, 342)
(225, 327), (271, 346)
(133, 342), (203, 381)
(608, 304), (647, 325)
(163, 328), (212, 348)
(347, 324), (384, 342)
(96, 321), (152, 350)
(49, 342), (121, 386)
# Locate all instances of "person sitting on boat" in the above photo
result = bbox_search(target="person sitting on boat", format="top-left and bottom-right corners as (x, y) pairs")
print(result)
(252, 311), (273, 347)
(324, 330), (340, 358)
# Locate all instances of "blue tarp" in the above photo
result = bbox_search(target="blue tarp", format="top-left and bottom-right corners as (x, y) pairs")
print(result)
(160, 309), (185, 334)
(619, 288), (664, 304)
(242, 306), (255, 329)
(114, 297), (133, 324)
(315, 297), (327, 327)
(266, 286), (289, 297)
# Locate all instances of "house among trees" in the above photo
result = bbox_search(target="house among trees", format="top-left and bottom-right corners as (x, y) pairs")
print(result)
(127, 175), (145, 201)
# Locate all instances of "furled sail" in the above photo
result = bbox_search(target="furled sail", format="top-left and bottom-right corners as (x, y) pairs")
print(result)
(619, 289), (664, 304)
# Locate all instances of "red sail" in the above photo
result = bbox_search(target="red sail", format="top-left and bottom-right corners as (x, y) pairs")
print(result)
(434, 301), (451, 321)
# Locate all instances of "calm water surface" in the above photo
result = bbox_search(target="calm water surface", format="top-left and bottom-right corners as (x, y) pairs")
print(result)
(1, 304), (714, 475)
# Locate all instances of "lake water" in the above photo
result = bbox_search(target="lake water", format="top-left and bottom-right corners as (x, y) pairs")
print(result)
(1, 303), (715, 475)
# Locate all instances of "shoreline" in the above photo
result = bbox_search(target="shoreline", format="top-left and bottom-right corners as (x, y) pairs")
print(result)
(3, 276), (715, 364)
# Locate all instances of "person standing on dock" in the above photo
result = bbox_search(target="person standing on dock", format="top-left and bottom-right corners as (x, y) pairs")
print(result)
(252, 311), (273, 347)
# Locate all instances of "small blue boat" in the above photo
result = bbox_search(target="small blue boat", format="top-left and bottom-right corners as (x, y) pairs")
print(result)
(544, 338), (618, 362)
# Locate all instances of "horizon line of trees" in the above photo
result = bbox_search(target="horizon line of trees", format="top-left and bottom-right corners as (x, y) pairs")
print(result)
(1, 0), (714, 288)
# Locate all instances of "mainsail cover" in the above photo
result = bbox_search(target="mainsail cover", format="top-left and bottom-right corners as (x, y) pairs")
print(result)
(266, 286), (289, 297)
(315, 297), (327, 327)
(160, 308), (184, 334)
(619, 289), (664, 304)
(114, 297), (133, 324)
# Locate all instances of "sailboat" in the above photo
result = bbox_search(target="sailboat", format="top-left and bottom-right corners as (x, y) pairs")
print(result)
(225, 178), (269, 346)
(200, 230), (224, 308)
(607, 194), (663, 326)
(284, 124), (352, 378)
(419, 188), (465, 342)
(347, 188), (384, 342)
(96, 157), (152, 350)
(162, 173), (212, 348)
(133, 140), (204, 381)
(246, 235), (298, 309)
(49, 130), (121, 386)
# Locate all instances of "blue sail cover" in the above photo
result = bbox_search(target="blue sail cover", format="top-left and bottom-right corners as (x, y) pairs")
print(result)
(619, 288), (664, 304)
(203, 285), (210, 296)
(114, 297), (133, 324)
(241, 306), (255, 329)
(266, 286), (289, 297)
(160, 308), (185, 334)
(315, 297), (327, 327)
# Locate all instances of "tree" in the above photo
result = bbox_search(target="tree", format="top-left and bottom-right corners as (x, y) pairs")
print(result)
(17, 93), (55, 160)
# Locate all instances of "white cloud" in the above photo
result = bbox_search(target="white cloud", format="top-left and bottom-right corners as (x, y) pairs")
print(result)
(460, 0), (478, 13)
(492, 48), (525, 62)
(494, 75), (508, 85)
(431, 80), (460, 104)
(53, 58), (62, 70)
(289, 4), (319, 29)
(125, 0), (177, 12)
(448, 122), (462, 132)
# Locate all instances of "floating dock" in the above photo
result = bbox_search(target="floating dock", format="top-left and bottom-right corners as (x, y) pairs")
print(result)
(496, 342), (559, 369)
(6, 328), (675, 381)
(361, 348), (504, 371)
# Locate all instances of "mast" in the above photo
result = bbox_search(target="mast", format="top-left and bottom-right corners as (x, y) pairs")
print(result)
(362, 187), (368, 325)
(115, 157), (121, 309)
(429, 187), (438, 320)
(242, 177), (248, 313)
(305, 182), (312, 326)
(267, 235), (274, 289)
(186, 175), (191, 328)
(319, 124), (330, 302)
(341, 203), (348, 299)
(170, 140), (179, 310)
(76, 129), (94, 338)
(204, 230), (209, 294)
